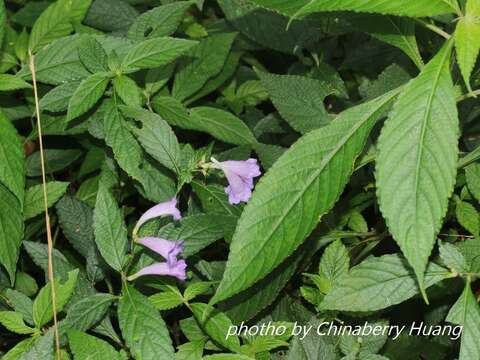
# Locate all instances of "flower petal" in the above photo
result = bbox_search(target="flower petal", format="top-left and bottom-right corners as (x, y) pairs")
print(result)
(135, 197), (181, 232)
(131, 260), (187, 281)
(138, 237), (184, 264)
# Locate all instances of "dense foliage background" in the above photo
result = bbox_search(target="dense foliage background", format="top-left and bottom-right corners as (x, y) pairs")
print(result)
(1, 0), (480, 359)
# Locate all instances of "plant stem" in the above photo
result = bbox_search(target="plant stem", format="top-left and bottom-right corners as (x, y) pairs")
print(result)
(28, 50), (61, 360)
(414, 19), (451, 39)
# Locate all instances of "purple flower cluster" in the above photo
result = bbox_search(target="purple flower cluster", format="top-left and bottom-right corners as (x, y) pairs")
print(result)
(128, 198), (186, 281)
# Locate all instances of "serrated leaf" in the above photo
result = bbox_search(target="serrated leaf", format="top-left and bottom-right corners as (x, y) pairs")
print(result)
(118, 284), (174, 360)
(1, 337), (36, 360)
(0, 74), (32, 91)
(456, 200), (479, 236)
(0, 311), (36, 334)
(40, 81), (81, 112)
(175, 340), (204, 360)
(24, 181), (69, 220)
(320, 255), (448, 311)
(84, 0), (138, 32)
(121, 37), (197, 71)
(446, 283), (480, 360)
(78, 35), (109, 73)
(184, 282), (216, 301)
(149, 288), (184, 311)
(455, 0), (480, 91)
(258, 71), (334, 133)
(113, 76), (142, 107)
(376, 42), (459, 291)
(64, 293), (116, 332)
(0, 184), (24, 283)
(68, 330), (123, 360)
(173, 33), (237, 101)
(210, 89), (400, 305)
(93, 180), (128, 272)
(33, 269), (79, 328)
(18, 330), (53, 360)
(26, 149), (82, 177)
(5, 289), (34, 324)
(465, 163), (480, 202)
(0, 111), (25, 205)
(189, 107), (257, 145)
(438, 241), (469, 273)
(319, 240), (349, 283)
(67, 72), (110, 122)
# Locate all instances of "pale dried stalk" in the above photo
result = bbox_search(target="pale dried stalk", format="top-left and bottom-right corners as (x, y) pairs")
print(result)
(28, 50), (61, 360)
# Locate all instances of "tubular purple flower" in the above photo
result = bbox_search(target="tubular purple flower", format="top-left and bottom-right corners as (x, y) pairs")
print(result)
(128, 260), (187, 281)
(211, 158), (261, 205)
(133, 197), (181, 235)
(138, 237), (184, 265)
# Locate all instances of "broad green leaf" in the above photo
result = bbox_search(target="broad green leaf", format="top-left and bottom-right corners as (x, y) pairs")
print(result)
(455, 0), (480, 91)
(210, 89), (400, 305)
(0, 111), (25, 204)
(121, 37), (197, 71)
(24, 181), (69, 220)
(26, 149), (82, 177)
(127, 1), (193, 40)
(184, 282), (216, 301)
(173, 33), (237, 101)
(438, 241), (469, 273)
(359, 64), (411, 101)
(446, 283), (480, 360)
(93, 180), (128, 272)
(456, 200), (479, 236)
(0, 74), (32, 91)
(5, 289), (34, 324)
(118, 284), (175, 360)
(258, 71), (334, 133)
(17, 330), (53, 360)
(113, 75), (142, 107)
(175, 341), (204, 360)
(0, 184), (23, 283)
(376, 42), (459, 291)
(152, 95), (192, 129)
(320, 255), (448, 311)
(40, 81), (81, 112)
(189, 107), (257, 145)
(78, 35), (109, 73)
(67, 72), (110, 122)
(33, 269), (79, 328)
(190, 303), (241, 353)
(1, 337), (36, 360)
(340, 320), (388, 357)
(465, 163), (480, 202)
(149, 287), (184, 311)
(29, 0), (92, 52)
(319, 240), (349, 283)
(0, 311), (35, 334)
(64, 293), (116, 332)
(68, 330), (124, 360)
(84, 0), (138, 32)
(250, 0), (456, 18)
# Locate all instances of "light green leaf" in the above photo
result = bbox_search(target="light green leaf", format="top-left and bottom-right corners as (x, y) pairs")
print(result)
(26, 149), (82, 177)
(319, 240), (349, 283)
(29, 0), (92, 52)
(118, 284), (175, 360)
(438, 241), (469, 273)
(465, 163), (480, 202)
(173, 33), (237, 101)
(149, 288), (184, 311)
(184, 282), (216, 301)
(0, 111), (25, 205)
(40, 81), (81, 112)
(376, 42), (459, 291)
(64, 293), (116, 332)
(189, 107), (256, 145)
(33, 269), (79, 328)
(152, 95), (192, 129)
(210, 89), (400, 305)
(78, 35), (109, 73)
(1, 337), (36, 360)
(113, 75), (142, 107)
(455, 0), (480, 91)
(175, 341), (204, 360)
(24, 181), (69, 220)
(456, 200), (479, 236)
(258, 71), (334, 133)
(446, 283), (480, 360)
(0, 74), (32, 91)
(121, 37), (197, 71)
(190, 303), (241, 353)
(18, 330), (53, 360)
(93, 179), (128, 272)
(0, 184), (24, 283)
(68, 330), (124, 360)
(203, 355), (254, 360)
(67, 72), (110, 122)
(320, 255), (448, 311)
(0, 311), (36, 335)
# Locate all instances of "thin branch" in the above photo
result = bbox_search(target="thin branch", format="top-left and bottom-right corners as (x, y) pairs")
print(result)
(414, 19), (451, 40)
(28, 50), (61, 360)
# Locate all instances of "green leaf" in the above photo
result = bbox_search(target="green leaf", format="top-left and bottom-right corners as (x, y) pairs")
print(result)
(258, 71), (334, 134)
(29, 0), (92, 52)
(24, 181), (69, 220)
(455, 0), (480, 91)
(4, 289), (34, 324)
(118, 284), (175, 360)
(0, 0), (5, 50)
(446, 283), (480, 360)
(33, 269), (79, 328)
(84, 0), (138, 32)
(456, 200), (480, 236)
(465, 163), (480, 202)
(190, 303), (241, 353)
(93, 180), (128, 272)
(251, 0), (456, 18)
(78, 35), (109, 73)
(127, 1), (193, 40)
(64, 293), (116, 332)
(340, 320), (388, 357)
(203, 354), (258, 360)
(113, 75), (142, 107)
(319, 240), (349, 283)
(376, 42), (459, 291)
(210, 89), (400, 305)
(0, 111), (25, 205)
(0, 311), (36, 334)
(18, 330), (54, 360)
(1, 337), (36, 360)
(438, 241), (469, 273)
(68, 330), (124, 360)
(175, 341), (204, 360)
(67, 72), (110, 122)
(121, 37), (197, 71)
(149, 287), (185, 311)
(184, 282), (216, 301)
(40, 81), (81, 112)
(26, 149), (82, 177)
(320, 255), (448, 311)
(189, 107), (257, 145)
(173, 33), (237, 101)
(0, 183), (24, 283)
(0, 74), (32, 91)
(152, 95), (192, 129)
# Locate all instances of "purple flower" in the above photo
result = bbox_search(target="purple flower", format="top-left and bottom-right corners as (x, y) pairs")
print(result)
(128, 260), (187, 281)
(138, 237), (183, 265)
(211, 158), (261, 205)
(134, 197), (181, 234)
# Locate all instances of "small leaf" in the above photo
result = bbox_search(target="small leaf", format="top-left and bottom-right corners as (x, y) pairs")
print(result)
(113, 75), (142, 107)
(149, 288), (184, 311)
(24, 181), (69, 220)
(184, 281), (216, 301)
(0, 311), (36, 334)
(439, 241), (469, 273)
(319, 240), (349, 284)
(78, 35), (109, 73)
(456, 200), (480, 236)
(68, 330), (124, 360)
(64, 293), (116, 332)
(40, 81), (81, 112)
(0, 74), (32, 91)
